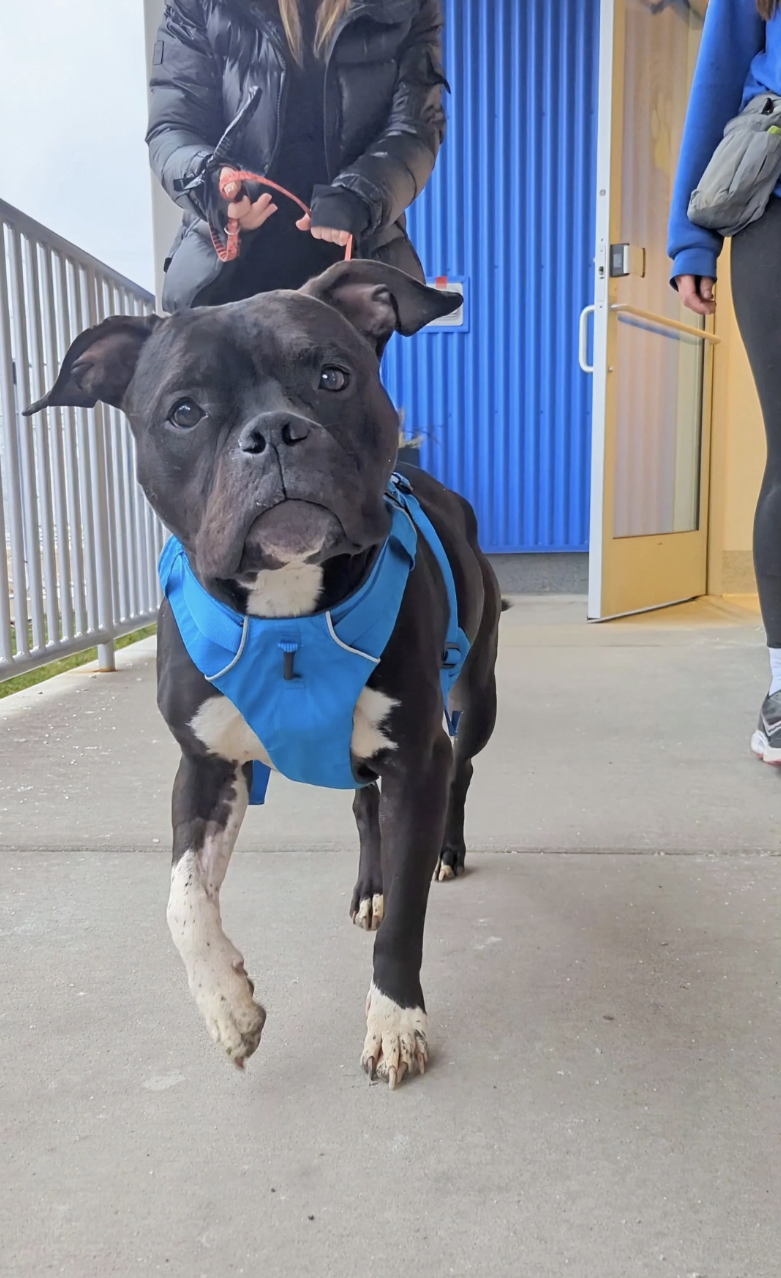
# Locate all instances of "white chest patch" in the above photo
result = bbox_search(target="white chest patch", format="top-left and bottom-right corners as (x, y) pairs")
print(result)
(189, 684), (398, 769)
(245, 562), (323, 618)
(191, 696), (275, 769)
(351, 687), (399, 760)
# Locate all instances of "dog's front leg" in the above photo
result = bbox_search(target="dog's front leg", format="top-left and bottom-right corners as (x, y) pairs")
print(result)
(362, 729), (453, 1088)
(167, 752), (265, 1068)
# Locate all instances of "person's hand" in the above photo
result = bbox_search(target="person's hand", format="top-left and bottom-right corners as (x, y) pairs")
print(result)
(676, 274), (716, 316)
(220, 167), (277, 231)
(296, 212), (351, 247)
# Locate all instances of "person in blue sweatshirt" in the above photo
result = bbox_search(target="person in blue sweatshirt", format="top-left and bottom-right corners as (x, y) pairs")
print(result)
(669, 0), (781, 764)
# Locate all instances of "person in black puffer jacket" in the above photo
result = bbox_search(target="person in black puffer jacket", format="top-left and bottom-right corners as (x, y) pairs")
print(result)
(147, 0), (448, 311)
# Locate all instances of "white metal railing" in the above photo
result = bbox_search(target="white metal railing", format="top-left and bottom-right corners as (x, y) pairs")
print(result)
(0, 197), (165, 681)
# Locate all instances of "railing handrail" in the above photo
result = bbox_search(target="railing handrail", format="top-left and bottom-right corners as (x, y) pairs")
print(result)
(0, 197), (155, 304)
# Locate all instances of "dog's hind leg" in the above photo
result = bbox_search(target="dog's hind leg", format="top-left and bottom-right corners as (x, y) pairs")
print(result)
(166, 752), (265, 1068)
(436, 677), (497, 881)
(351, 783), (384, 930)
(436, 558), (501, 883)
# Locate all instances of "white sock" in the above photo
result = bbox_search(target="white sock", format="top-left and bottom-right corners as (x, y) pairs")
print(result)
(769, 648), (781, 697)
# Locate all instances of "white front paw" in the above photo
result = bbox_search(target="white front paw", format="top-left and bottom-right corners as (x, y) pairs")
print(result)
(189, 942), (265, 1067)
(361, 983), (428, 1089)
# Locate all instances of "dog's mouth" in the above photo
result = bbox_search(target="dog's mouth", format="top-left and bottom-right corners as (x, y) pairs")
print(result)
(238, 500), (345, 573)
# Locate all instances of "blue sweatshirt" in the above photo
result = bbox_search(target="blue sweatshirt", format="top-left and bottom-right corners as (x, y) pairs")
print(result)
(668, 0), (781, 282)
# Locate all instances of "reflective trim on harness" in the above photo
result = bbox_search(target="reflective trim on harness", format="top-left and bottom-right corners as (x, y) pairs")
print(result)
(326, 612), (381, 664)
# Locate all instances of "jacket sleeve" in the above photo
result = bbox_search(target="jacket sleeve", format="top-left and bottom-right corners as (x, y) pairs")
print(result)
(311, 0), (448, 237)
(667, 0), (765, 283)
(146, 0), (225, 221)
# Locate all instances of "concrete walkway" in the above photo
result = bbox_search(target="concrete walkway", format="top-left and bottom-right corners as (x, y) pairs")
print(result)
(1, 596), (780, 1277)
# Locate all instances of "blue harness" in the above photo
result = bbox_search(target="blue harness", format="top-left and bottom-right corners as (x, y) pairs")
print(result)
(158, 475), (470, 803)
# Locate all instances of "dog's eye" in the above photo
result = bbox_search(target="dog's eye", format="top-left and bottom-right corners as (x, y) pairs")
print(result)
(169, 399), (204, 429)
(319, 366), (348, 392)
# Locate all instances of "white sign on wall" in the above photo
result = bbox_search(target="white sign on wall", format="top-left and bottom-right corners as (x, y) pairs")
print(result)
(424, 278), (468, 331)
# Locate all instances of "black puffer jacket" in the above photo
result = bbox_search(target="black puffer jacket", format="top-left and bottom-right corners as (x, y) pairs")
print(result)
(147, 0), (447, 310)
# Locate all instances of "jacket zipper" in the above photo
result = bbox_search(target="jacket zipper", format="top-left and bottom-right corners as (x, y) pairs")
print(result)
(212, 86), (264, 166)
(245, 5), (290, 177)
(266, 56), (290, 178)
(323, 3), (369, 181)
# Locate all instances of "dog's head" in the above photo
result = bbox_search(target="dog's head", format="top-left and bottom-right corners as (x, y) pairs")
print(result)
(26, 261), (460, 584)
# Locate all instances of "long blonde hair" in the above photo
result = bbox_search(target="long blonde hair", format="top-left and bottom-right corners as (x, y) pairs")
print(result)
(277, 0), (352, 62)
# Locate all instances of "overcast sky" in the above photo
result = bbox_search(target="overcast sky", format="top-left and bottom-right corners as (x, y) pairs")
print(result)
(0, 0), (156, 291)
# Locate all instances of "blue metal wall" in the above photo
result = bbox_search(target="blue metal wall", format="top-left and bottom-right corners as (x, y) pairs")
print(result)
(382, 0), (600, 553)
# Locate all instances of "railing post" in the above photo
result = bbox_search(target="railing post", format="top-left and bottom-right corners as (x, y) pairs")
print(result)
(85, 268), (116, 673)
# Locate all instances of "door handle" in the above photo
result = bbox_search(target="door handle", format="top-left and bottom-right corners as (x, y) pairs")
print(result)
(578, 304), (595, 373)
(611, 303), (720, 343)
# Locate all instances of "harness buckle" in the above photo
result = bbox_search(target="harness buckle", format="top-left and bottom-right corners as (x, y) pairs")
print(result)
(442, 641), (462, 670)
(390, 470), (413, 494)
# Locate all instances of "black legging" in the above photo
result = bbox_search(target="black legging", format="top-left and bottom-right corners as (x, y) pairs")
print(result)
(731, 196), (781, 648)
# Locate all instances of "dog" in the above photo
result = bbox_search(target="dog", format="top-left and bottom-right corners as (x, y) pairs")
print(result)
(27, 260), (501, 1089)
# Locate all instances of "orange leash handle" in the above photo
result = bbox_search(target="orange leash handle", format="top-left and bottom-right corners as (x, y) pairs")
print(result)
(209, 169), (354, 264)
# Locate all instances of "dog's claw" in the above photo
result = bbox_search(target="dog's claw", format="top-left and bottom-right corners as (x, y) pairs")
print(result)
(388, 1066), (398, 1091)
(364, 1055), (375, 1078)
(353, 894), (384, 931)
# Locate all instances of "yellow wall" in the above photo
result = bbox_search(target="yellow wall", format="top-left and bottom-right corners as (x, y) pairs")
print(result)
(708, 241), (766, 595)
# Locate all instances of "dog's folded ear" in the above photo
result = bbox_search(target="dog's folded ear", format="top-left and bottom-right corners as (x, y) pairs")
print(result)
(300, 260), (462, 358)
(24, 314), (161, 416)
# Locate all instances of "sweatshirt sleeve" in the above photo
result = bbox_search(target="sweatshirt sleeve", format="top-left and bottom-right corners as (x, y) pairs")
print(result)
(667, 0), (765, 283)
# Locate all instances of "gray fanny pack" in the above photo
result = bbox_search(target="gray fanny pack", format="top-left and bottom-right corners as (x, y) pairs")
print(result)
(688, 93), (781, 237)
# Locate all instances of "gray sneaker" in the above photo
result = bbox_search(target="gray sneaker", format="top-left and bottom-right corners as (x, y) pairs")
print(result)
(751, 691), (781, 764)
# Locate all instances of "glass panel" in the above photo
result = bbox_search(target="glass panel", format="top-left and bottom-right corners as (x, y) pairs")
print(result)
(613, 313), (704, 537)
(617, 0), (706, 320)
(611, 0), (707, 538)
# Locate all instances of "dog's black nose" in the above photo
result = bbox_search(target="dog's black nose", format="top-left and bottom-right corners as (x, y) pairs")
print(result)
(239, 425), (267, 455)
(280, 419), (309, 446)
(239, 413), (312, 455)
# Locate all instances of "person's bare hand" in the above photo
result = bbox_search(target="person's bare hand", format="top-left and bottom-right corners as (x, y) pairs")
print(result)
(296, 212), (351, 247)
(220, 167), (277, 230)
(676, 274), (716, 316)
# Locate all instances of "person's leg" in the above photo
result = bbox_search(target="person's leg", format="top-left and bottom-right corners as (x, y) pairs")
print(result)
(729, 197), (781, 760)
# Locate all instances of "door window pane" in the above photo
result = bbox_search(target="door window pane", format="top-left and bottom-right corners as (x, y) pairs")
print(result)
(613, 313), (704, 537)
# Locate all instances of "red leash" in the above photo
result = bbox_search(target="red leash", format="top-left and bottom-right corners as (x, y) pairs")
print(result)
(209, 169), (354, 264)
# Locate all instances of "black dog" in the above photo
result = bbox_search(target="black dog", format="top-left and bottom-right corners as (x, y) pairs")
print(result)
(28, 261), (501, 1088)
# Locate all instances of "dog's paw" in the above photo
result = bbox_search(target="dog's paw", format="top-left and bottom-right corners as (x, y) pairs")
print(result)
(352, 892), (384, 931)
(350, 869), (384, 931)
(361, 984), (428, 1089)
(435, 841), (466, 882)
(189, 947), (266, 1068)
